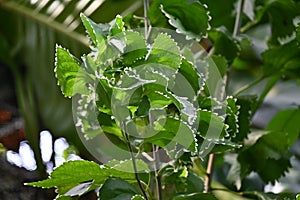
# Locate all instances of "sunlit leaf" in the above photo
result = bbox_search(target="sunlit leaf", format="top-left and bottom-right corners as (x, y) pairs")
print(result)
(55, 45), (90, 97)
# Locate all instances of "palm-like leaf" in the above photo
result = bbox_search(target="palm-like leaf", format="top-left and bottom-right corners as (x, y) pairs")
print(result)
(0, 0), (142, 173)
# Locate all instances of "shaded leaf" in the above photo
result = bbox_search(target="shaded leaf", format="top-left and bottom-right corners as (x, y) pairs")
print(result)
(199, 0), (236, 30)
(266, 109), (300, 146)
(254, 0), (300, 44)
(233, 95), (257, 142)
(238, 131), (292, 183)
(98, 179), (140, 200)
(208, 27), (240, 63)
(262, 40), (300, 77)
(148, 0), (210, 40)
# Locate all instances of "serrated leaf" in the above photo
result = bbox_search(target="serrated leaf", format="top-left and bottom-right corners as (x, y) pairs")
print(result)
(198, 136), (241, 156)
(266, 109), (300, 146)
(144, 117), (196, 152)
(105, 159), (149, 173)
(173, 193), (218, 200)
(208, 28), (239, 63)
(122, 31), (147, 65)
(25, 160), (105, 194)
(254, 0), (299, 44)
(55, 46), (89, 97)
(233, 95), (257, 142)
(148, 0), (210, 40)
(179, 58), (204, 93)
(225, 97), (239, 139)
(98, 179), (140, 200)
(262, 40), (300, 77)
(80, 13), (109, 46)
(25, 160), (137, 195)
(199, 0), (236, 30)
(238, 131), (292, 183)
(160, 166), (204, 196)
(131, 194), (145, 200)
(63, 181), (93, 196)
(197, 109), (226, 138)
(109, 15), (125, 36)
(147, 33), (181, 69)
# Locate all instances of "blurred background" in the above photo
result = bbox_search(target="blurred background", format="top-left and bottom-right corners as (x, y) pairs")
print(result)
(0, 0), (144, 199)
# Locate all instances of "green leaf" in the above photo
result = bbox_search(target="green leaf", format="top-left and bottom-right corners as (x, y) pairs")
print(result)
(233, 95), (257, 142)
(25, 160), (137, 195)
(199, 0), (236, 30)
(266, 109), (300, 146)
(98, 179), (140, 200)
(147, 33), (181, 69)
(131, 195), (145, 200)
(198, 136), (241, 156)
(105, 159), (149, 173)
(80, 13), (109, 46)
(208, 28), (240, 63)
(55, 45), (88, 97)
(110, 15), (125, 36)
(122, 31), (147, 65)
(173, 193), (218, 200)
(254, 0), (300, 44)
(160, 166), (204, 197)
(144, 117), (197, 152)
(262, 40), (300, 77)
(197, 109), (226, 138)
(210, 55), (228, 78)
(179, 58), (204, 94)
(148, 0), (210, 40)
(226, 154), (242, 190)
(238, 131), (292, 183)
(25, 160), (105, 194)
(225, 97), (239, 139)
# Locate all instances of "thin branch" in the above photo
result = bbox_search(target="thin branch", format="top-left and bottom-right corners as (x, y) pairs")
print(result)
(233, 76), (265, 97)
(122, 122), (149, 200)
(143, 0), (151, 40)
(233, 0), (245, 38)
(152, 145), (162, 200)
(204, 154), (215, 193)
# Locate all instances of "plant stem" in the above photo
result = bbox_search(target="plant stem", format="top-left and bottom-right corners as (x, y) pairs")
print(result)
(204, 0), (245, 193)
(204, 153), (215, 193)
(233, 76), (265, 97)
(252, 75), (280, 117)
(153, 145), (162, 200)
(233, 0), (245, 38)
(122, 122), (148, 200)
(144, 0), (151, 40)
